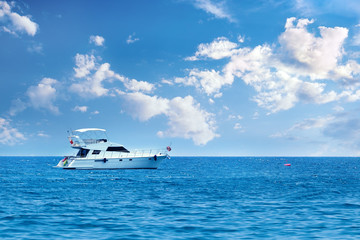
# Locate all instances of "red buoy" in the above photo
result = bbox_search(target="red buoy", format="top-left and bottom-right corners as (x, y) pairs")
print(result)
(284, 163), (291, 166)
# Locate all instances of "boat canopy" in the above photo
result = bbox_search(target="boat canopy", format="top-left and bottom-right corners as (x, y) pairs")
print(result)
(74, 128), (106, 133)
(69, 128), (109, 147)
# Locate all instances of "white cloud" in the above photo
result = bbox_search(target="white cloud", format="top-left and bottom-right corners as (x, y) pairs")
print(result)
(186, 37), (238, 61)
(271, 115), (335, 140)
(237, 35), (245, 43)
(162, 95), (218, 145)
(37, 131), (49, 138)
(339, 90), (360, 102)
(71, 62), (116, 97)
(193, 0), (234, 22)
(352, 25), (360, 46)
(0, 1), (38, 36)
(27, 78), (59, 114)
(73, 53), (96, 78)
(229, 114), (243, 120)
(123, 79), (155, 93)
(121, 92), (169, 121)
(27, 42), (43, 54)
(89, 35), (105, 46)
(0, 118), (26, 145)
(233, 123), (245, 132)
(293, 0), (315, 16)
(294, 0), (360, 18)
(122, 92), (218, 145)
(333, 105), (344, 112)
(271, 111), (360, 154)
(73, 105), (88, 112)
(279, 17), (348, 79)
(161, 79), (174, 85)
(126, 33), (139, 44)
(233, 123), (242, 129)
(71, 54), (121, 97)
(177, 18), (358, 113)
(332, 60), (360, 86)
(9, 98), (27, 116)
(175, 68), (233, 96)
(71, 53), (155, 97)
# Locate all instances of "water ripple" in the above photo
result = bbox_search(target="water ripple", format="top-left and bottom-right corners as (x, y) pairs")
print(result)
(1, 156), (360, 239)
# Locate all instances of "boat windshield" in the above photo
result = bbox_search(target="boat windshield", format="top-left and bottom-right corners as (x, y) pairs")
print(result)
(76, 148), (90, 158)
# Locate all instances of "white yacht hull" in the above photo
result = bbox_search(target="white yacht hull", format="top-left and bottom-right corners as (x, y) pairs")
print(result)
(55, 155), (167, 170)
(55, 128), (171, 170)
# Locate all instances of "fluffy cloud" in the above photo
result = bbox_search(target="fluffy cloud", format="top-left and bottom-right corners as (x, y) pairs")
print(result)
(186, 37), (238, 61)
(161, 95), (218, 145)
(175, 68), (233, 96)
(73, 53), (96, 78)
(123, 78), (155, 93)
(89, 35), (105, 46)
(0, 1), (38, 36)
(71, 54), (155, 97)
(71, 62), (116, 97)
(177, 18), (360, 113)
(121, 92), (218, 145)
(0, 118), (26, 145)
(279, 17), (348, 79)
(27, 78), (59, 114)
(120, 92), (169, 121)
(192, 0), (234, 22)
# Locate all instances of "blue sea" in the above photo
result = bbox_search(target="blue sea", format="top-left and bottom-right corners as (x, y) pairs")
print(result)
(1, 156), (360, 239)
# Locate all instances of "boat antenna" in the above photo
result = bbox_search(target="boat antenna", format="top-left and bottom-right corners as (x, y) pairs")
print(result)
(104, 130), (109, 141)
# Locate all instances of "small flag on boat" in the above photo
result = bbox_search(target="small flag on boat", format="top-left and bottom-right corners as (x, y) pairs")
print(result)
(167, 146), (172, 151)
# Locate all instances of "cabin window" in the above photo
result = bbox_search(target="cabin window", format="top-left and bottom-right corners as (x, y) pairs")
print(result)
(92, 150), (101, 155)
(106, 146), (130, 153)
(76, 148), (89, 158)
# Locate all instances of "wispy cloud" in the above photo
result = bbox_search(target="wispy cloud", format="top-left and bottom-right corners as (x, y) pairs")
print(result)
(293, 0), (360, 17)
(192, 0), (235, 22)
(73, 105), (88, 112)
(0, 118), (26, 145)
(126, 33), (139, 44)
(27, 42), (43, 54)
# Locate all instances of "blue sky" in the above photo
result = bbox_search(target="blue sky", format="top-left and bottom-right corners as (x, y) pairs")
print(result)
(1, 0), (360, 156)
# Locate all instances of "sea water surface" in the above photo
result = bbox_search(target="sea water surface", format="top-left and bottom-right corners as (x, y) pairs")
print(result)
(1, 156), (360, 239)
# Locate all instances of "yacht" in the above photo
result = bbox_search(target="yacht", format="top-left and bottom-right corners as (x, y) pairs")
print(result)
(55, 128), (170, 169)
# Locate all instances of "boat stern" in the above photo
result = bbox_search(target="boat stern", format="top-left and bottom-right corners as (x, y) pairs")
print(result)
(54, 156), (74, 168)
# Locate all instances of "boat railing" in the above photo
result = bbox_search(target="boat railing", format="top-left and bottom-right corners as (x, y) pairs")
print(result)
(82, 139), (108, 145)
(83, 148), (168, 159)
